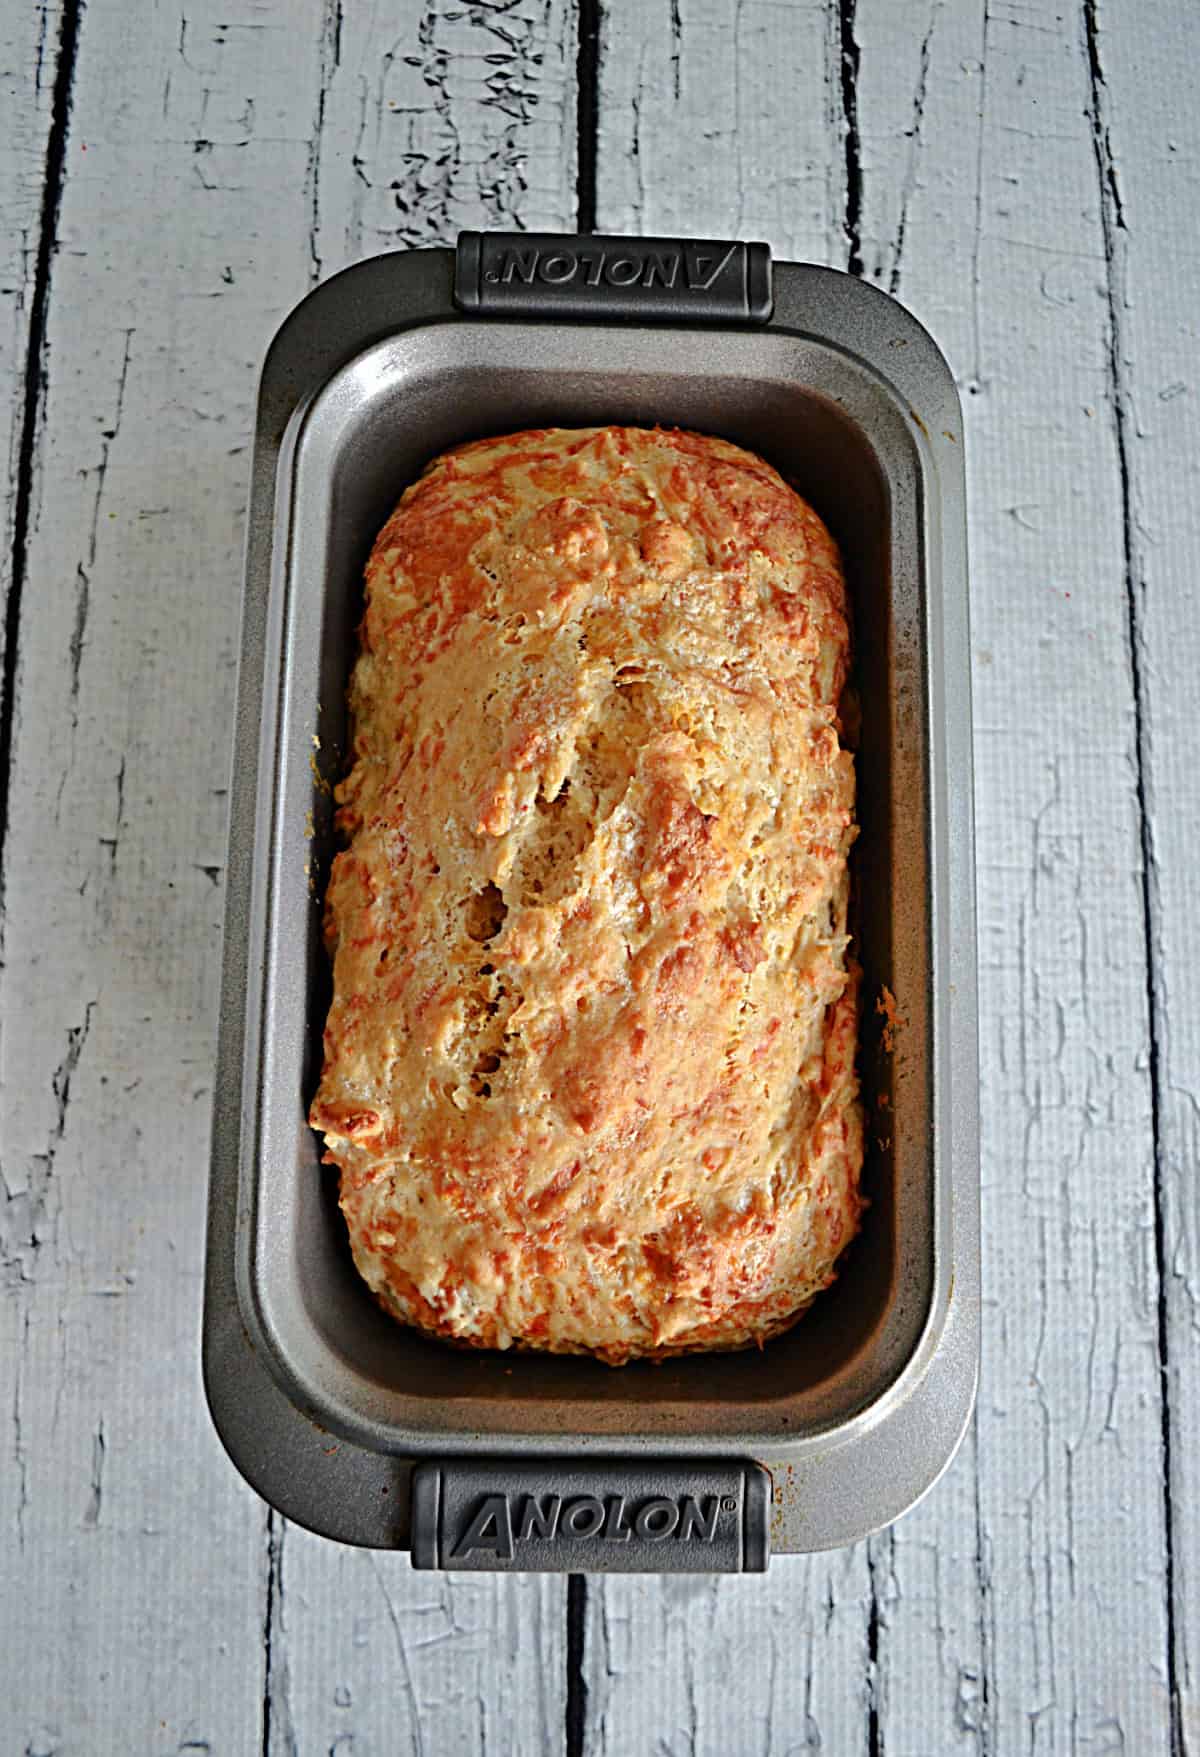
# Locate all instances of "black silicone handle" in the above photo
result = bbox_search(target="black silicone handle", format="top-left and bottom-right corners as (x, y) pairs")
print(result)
(410, 1458), (771, 1572)
(454, 231), (773, 324)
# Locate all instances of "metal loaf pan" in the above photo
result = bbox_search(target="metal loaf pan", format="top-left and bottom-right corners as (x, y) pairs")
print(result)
(204, 233), (978, 1569)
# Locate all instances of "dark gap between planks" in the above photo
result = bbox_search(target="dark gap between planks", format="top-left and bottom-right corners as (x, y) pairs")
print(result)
(0, 1), (85, 908)
(566, 1573), (588, 1756)
(575, 0), (601, 233)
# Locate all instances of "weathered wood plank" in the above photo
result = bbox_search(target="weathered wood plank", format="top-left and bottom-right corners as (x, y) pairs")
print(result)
(587, 7), (872, 1751)
(0, 1), (321, 1746)
(256, 4), (579, 1751)
(851, 16), (992, 1753)
(1088, 2), (1200, 1747)
(0, 1), (60, 623)
(586, 1555), (872, 1755)
(595, 0), (841, 262)
(855, 0), (1174, 1749)
(271, 1525), (566, 1757)
(0, 1), (571, 1751)
(309, 0), (580, 274)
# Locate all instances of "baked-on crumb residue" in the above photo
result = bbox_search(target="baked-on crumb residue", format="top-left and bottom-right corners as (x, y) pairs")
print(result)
(309, 425), (863, 1363)
(876, 984), (902, 1054)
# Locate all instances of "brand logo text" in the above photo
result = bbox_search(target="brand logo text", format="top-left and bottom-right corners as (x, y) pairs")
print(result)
(483, 243), (738, 295)
(450, 1491), (727, 1562)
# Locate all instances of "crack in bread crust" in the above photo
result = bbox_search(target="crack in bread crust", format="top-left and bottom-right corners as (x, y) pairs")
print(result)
(310, 426), (863, 1364)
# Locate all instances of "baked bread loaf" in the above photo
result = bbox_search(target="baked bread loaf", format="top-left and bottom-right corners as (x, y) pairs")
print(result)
(309, 426), (862, 1363)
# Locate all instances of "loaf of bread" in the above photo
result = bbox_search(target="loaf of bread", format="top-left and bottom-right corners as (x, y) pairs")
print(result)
(309, 426), (862, 1363)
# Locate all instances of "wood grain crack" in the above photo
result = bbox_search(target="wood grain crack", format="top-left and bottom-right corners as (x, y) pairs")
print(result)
(3, 999), (96, 1282)
(889, 2), (939, 294)
(366, 1556), (426, 1757)
(866, 1530), (889, 1756)
(11, 1308), (30, 1549)
(1082, 4), (1182, 1750)
(306, 0), (343, 284)
(971, 1413), (995, 1753)
(969, 0), (991, 393)
(97, 755), (125, 874)
(669, 0), (682, 101)
(261, 1509), (297, 1757)
(69, 328), (134, 713)
(32, 0), (52, 99)
(1, 0), (85, 949)
(82, 1419), (105, 1528)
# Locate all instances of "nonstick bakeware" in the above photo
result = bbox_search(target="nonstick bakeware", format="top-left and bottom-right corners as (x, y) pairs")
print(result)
(204, 232), (978, 1570)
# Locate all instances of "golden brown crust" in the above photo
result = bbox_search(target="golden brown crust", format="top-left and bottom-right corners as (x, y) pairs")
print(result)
(309, 426), (863, 1364)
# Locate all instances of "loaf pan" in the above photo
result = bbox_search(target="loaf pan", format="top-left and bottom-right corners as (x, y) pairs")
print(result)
(204, 233), (978, 1568)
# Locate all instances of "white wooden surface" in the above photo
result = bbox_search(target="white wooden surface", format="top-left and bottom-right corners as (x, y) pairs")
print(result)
(1, 2), (1196, 1753)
